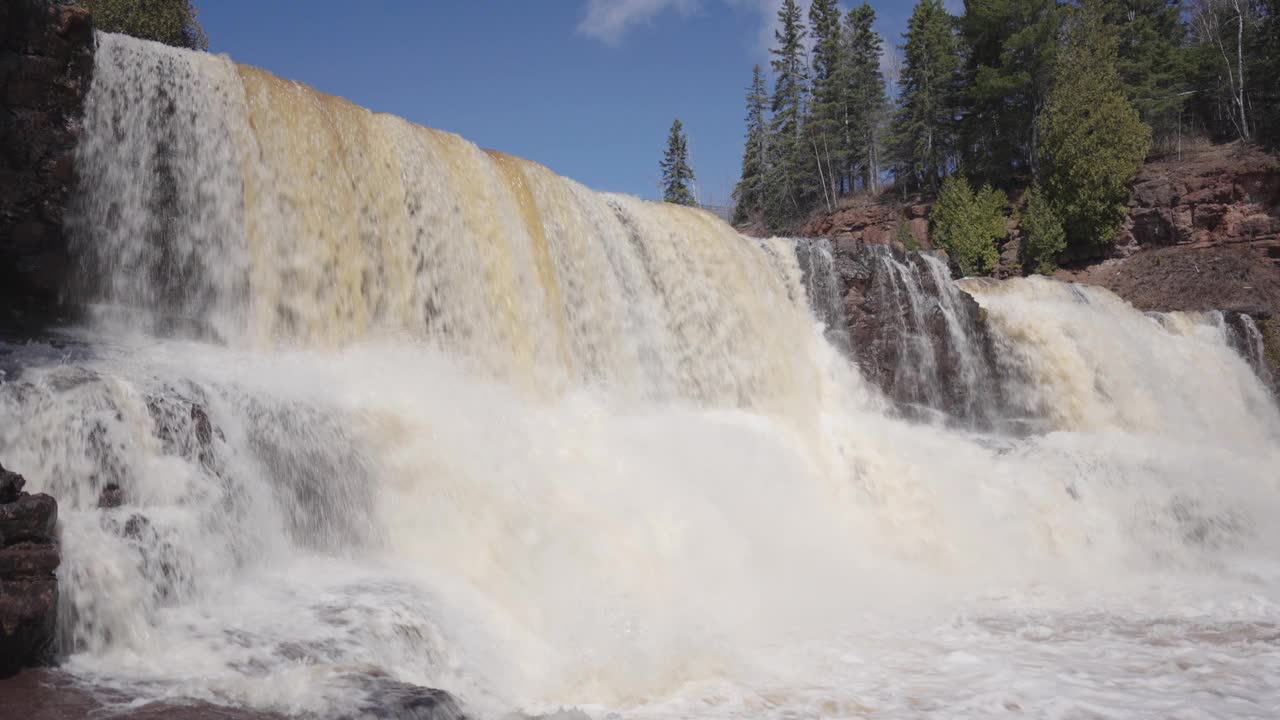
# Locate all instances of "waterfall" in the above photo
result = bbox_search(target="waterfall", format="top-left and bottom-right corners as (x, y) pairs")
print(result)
(3, 33), (1280, 719)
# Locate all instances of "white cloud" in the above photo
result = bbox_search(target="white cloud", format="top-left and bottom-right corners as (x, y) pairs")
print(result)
(577, 0), (703, 44)
(725, 0), (811, 57)
(578, 0), (811, 53)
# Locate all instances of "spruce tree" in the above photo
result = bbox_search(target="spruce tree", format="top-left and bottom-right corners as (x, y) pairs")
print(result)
(890, 0), (962, 193)
(840, 4), (889, 194)
(807, 0), (844, 209)
(764, 0), (810, 231)
(958, 0), (1061, 187)
(659, 119), (696, 207)
(733, 65), (770, 224)
(1040, 0), (1151, 254)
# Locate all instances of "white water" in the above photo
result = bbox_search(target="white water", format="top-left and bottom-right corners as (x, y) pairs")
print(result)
(2, 33), (1280, 718)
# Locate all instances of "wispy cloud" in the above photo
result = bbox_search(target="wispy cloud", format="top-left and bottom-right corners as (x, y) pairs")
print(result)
(724, 0), (811, 56)
(577, 0), (703, 45)
(578, 0), (815, 52)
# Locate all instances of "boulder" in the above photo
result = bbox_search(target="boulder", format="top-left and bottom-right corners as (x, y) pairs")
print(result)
(98, 483), (124, 509)
(0, 493), (56, 544)
(0, 465), (25, 503)
(0, 542), (59, 579)
(0, 579), (58, 677)
(0, 462), (60, 678)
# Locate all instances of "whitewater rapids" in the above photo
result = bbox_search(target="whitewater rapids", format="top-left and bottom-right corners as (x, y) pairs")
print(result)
(1, 33), (1279, 719)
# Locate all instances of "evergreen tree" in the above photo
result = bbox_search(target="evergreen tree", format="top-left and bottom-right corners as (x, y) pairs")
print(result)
(79, 0), (208, 50)
(931, 175), (1007, 276)
(891, 0), (962, 193)
(807, 0), (845, 210)
(765, 0), (811, 231)
(733, 65), (770, 224)
(840, 4), (889, 194)
(1019, 183), (1066, 273)
(1040, 0), (1151, 254)
(1100, 0), (1189, 144)
(958, 0), (1061, 187)
(659, 119), (696, 207)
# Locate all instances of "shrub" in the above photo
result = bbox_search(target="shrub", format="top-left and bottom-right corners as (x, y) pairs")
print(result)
(930, 175), (1007, 277)
(1019, 184), (1066, 274)
(78, 0), (208, 50)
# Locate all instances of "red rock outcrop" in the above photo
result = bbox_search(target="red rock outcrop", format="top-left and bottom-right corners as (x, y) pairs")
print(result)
(1116, 145), (1280, 259)
(799, 198), (933, 250)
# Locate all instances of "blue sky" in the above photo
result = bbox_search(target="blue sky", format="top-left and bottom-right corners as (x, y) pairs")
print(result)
(200, 1), (926, 206)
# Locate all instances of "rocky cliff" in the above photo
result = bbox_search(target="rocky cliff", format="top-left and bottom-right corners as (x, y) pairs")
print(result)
(1118, 145), (1280, 256)
(0, 0), (93, 331)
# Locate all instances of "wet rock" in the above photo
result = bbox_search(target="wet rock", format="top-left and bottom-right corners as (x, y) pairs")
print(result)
(0, 492), (57, 543)
(336, 674), (468, 720)
(0, 578), (57, 677)
(98, 482), (124, 508)
(0, 463), (25, 503)
(826, 240), (1009, 429)
(0, 462), (61, 678)
(0, 542), (59, 578)
(0, 0), (94, 330)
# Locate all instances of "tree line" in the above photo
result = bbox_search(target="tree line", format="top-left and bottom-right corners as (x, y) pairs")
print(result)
(729, 0), (1280, 274)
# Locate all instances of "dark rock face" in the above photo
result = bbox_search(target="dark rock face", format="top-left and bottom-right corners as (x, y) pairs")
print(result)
(0, 0), (94, 331)
(826, 239), (1010, 429)
(0, 461), (60, 678)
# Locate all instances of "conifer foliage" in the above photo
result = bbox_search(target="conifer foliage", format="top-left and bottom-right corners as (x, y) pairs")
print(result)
(660, 119), (696, 207)
(1040, 1), (1151, 255)
(722, 0), (1275, 274)
(78, 0), (208, 50)
(930, 176), (1008, 277)
(765, 0), (811, 230)
(891, 0), (962, 193)
(733, 65), (770, 224)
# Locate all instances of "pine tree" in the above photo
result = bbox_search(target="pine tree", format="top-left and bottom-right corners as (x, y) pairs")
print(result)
(733, 66), (770, 224)
(1040, 0), (1151, 255)
(807, 0), (844, 210)
(764, 0), (810, 231)
(659, 119), (696, 207)
(890, 0), (962, 193)
(840, 4), (889, 194)
(958, 0), (1061, 187)
(79, 0), (209, 50)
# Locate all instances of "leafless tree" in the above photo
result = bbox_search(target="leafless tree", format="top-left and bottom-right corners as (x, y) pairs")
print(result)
(1190, 0), (1255, 141)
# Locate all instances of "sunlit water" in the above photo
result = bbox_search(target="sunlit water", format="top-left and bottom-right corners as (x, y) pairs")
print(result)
(0, 33), (1278, 719)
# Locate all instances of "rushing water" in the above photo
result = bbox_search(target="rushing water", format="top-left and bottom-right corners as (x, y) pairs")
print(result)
(1, 33), (1280, 719)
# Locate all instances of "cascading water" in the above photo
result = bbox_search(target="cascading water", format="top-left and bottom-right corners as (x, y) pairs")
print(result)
(3, 33), (1280, 719)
